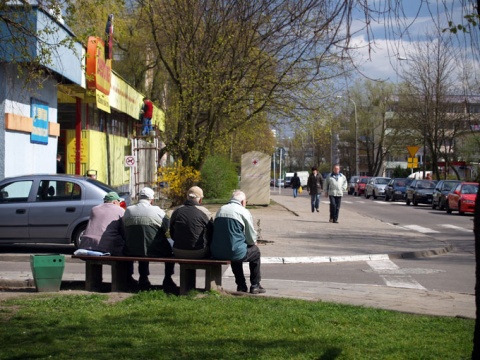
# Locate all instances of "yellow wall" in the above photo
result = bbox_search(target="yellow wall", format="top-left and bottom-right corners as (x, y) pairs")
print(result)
(65, 129), (130, 187)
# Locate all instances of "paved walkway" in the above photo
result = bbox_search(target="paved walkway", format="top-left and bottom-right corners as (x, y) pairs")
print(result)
(0, 190), (475, 319)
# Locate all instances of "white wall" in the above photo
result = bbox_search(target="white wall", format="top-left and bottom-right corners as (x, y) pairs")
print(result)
(1, 67), (58, 179)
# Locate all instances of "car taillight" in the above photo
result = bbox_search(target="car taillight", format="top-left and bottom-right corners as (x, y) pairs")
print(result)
(120, 200), (127, 210)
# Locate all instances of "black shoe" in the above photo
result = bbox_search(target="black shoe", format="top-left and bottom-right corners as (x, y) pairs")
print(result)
(250, 285), (266, 294)
(333, 219), (339, 223)
(316, 208), (319, 212)
(126, 276), (138, 286)
(236, 285), (248, 293)
(162, 277), (177, 289)
(329, 218), (333, 223)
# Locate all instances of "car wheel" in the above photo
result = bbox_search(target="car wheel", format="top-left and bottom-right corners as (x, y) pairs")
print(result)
(446, 202), (452, 214)
(458, 202), (464, 215)
(365, 191), (370, 199)
(439, 199), (445, 210)
(373, 191), (377, 200)
(384, 194), (389, 201)
(72, 223), (87, 249)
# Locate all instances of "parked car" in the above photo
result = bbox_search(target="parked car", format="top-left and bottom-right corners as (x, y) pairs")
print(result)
(275, 178), (285, 187)
(354, 177), (369, 197)
(0, 174), (130, 247)
(384, 178), (411, 202)
(445, 182), (478, 215)
(348, 176), (359, 195)
(432, 180), (461, 210)
(365, 177), (391, 199)
(405, 179), (437, 206)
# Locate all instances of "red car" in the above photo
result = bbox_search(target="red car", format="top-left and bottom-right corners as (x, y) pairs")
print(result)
(445, 182), (478, 215)
(354, 177), (370, 197)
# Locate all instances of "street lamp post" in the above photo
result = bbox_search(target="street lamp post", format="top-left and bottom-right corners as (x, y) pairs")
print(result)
(337, 96), (359, 176)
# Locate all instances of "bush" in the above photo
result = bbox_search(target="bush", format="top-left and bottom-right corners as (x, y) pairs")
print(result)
(157, 161), (201, 206)
(391, 166), (411, 178)
(200, 156), (238, 199)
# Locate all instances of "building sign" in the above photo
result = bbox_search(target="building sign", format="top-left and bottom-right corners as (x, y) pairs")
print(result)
(67, 137), (89, 163)
(86, 36), (111, 95)
(30, 98), (49, 145)
(96, 89), (110, 113)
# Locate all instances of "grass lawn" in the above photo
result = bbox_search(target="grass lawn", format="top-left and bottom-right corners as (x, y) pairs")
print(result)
(0, 291), (473, 359)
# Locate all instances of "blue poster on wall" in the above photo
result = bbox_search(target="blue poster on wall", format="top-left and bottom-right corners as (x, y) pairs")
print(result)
(30, 98), (49, 145)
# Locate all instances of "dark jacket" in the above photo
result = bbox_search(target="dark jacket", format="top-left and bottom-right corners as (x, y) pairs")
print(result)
(291, 176), (301, 189)
(170, 199), (213, 251)
(307, 173), (324, 195)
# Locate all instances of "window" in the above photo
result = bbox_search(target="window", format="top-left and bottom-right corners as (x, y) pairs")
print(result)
(0, 181), (33, 203)
(36, 180), (82, 201)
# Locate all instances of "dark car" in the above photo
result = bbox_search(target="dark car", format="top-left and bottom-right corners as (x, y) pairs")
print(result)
(0, 174), (130, 247)
(432, 180), (461, 210)
(405, 179), (438, 206)
(354, 177), (369, 197)
(384, 178), (411, 202)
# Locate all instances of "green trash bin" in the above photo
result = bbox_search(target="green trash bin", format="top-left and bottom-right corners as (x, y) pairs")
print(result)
(30, 254), (65, 292)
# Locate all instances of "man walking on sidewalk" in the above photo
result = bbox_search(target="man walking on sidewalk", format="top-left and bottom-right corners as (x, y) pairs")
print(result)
(325, 164), (348, 223)
(307, 166), (324, 213)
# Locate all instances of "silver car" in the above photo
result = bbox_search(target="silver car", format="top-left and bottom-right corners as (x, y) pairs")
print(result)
(365, 177), (391, 199)
(0, 174), (130, 247)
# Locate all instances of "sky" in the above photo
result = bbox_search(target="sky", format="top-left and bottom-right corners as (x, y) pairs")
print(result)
(348, 0), (474, 84)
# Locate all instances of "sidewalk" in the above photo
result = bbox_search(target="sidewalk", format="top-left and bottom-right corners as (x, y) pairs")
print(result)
(0, 190), (475, 319)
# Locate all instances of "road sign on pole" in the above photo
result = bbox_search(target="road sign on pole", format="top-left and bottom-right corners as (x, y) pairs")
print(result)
(407, 146), (420, 158)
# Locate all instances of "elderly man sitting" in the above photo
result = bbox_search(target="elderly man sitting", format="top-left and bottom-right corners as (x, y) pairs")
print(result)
(170, 186), (213, 259)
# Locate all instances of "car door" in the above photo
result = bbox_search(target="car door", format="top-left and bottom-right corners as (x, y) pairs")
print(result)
(0, 179), (34, 240)
(28, 179), (85, 240)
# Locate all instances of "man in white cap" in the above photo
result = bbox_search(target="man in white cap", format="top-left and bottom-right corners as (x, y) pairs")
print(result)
(79, 191), (125, 255)
(170, 186), (213, 259)
(123, 187), (175, 290)
(211, 190), (265, 294)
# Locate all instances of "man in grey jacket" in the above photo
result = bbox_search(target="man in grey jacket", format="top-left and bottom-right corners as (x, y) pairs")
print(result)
(324, 164), (348, 223)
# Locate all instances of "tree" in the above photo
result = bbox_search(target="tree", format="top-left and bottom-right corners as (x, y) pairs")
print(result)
(397, 34), (467, 180)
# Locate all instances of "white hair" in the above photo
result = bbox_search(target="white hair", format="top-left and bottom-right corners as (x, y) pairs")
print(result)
(231, 190), (246, 202)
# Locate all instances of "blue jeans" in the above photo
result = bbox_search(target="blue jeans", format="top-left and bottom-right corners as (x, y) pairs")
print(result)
(293, 188), (298, 198)
(310, 193), (320, 212)
(142, 118), (152, 135)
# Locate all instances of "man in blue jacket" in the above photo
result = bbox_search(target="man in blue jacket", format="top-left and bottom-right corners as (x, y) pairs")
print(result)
(211, 190), (265, 294)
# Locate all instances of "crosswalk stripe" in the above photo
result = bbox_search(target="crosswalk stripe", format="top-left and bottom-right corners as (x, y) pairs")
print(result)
(402, 225), (439, 233)
(441, 224), (472, 232)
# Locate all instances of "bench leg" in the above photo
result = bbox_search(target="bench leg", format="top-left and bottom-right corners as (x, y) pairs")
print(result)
(111, 262), (132, 292)
(179, 266), (197, 295)
(85, 263), (103, 291)
(204, 265), (223, 292)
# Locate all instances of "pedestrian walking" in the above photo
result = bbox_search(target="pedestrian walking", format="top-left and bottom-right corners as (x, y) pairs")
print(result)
(306, 167), (324, 212)
(324, 164), (348, 223)
(291, 172), (301, 198)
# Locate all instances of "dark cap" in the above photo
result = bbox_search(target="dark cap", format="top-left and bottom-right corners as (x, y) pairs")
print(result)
(311, 166), (318, 171)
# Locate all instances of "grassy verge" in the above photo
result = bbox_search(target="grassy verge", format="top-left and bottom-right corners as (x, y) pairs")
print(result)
(0, 291), (473, 359)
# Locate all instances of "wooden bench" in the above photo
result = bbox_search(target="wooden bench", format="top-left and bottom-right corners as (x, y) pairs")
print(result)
(71, 255), (230, 295)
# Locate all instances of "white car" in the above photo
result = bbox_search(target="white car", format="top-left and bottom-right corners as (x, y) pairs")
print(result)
(365, 177), (391, 199)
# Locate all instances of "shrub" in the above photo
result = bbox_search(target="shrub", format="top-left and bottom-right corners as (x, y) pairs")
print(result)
(200, 156), (238, 199)
(157, 161), (201, 206)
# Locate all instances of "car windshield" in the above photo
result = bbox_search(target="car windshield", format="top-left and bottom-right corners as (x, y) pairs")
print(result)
(461, 184), (478, 194)
(360, 178), (368, 183)
(417, 181), (436, 189)
(376, 178), (390, 185)
(443, 182), (458, 191)
(396, 180), (405, 186)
